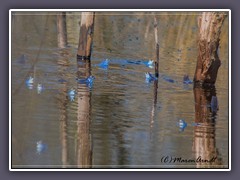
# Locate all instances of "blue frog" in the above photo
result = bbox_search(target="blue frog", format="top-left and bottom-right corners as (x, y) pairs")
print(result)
(37, 83), (44, 94)
(183, 74), (193, 84)
(76, 75), (95, 88)
(36, 140), (47, 154)
(86, 75), (95, 87)
(145, 72), (158, 83)
(177, 119), (187, 132)
(26, 76), (34, 89)
(68, 89), (76, 101)
(98, 59), (109, 69)
(143, 60), (154, 68)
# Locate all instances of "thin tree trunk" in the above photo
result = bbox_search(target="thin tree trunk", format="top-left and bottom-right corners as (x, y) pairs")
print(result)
(75, 12), (94, 167)
(57, 12), (67, 48)
(77, 12), (95, 60)
(194, 12), (226, 85)
(150, 15), (159, 137)
(154, 15), (159, 78)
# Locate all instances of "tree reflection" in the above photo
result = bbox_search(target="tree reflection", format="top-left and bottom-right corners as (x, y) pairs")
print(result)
(150, 80), (158, 139)
(57, 12), (67, 48)
(76, 59), (92, 168)
(57, 14), (92, 168)
(57, 13), (69, 168)
(57, 48), (70, 168)
(193, 85), (223, 168)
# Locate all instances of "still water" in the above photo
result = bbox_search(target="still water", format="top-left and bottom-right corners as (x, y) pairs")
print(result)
(11, 11), (229, 169)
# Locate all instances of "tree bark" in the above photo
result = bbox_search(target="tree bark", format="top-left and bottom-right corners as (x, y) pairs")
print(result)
(77, 12), (95, 60)
(154, 16), (159, 78)
(194, 12), (226, 85)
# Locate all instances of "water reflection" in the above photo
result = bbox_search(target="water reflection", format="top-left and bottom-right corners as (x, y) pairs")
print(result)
(193, 86), (224, 168)
(57, 50), (93, 168)
(56, 15), (69, 168)
(11, 12), (229, 168)
(57, 48), (69, 168)
(76, 59), (92, 168)
(150, 80), (158, 135)
(57, 12), (67, 48)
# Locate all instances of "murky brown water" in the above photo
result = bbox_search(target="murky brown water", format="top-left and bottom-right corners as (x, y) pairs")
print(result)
(11, 11), (229, 168)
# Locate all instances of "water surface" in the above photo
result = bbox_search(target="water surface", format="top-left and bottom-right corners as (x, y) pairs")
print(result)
(11, 11), (229, 169)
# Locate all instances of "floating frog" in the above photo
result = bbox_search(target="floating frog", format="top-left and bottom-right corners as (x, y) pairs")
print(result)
(85, 75), (95, 88)
(68, 89), (76, 101)
(143, 60), (154, 68)
(183, 74), (193, 84)
(36, 140), (47, 154)
(127, 59), (154, 68)
(76, 75), (95, 89)
(145, 72), (157, 83)
(37, 83), (44, 94)
(25, 76), (34, 89)
(98, 59), (109, 69)
(177, 119), (187, 132)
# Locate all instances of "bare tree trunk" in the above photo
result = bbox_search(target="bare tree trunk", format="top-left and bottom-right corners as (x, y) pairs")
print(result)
(57, 12), (67, 48)
(149, 15), (159, 137)
(154, 15), (159, 78)
(75, 12), (94, 167)
(77, 12), (95, 60)
(194, 12), (226, 85)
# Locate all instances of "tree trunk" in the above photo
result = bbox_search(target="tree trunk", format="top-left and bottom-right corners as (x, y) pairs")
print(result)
(149, 16), (159, 136)
(154, 16), (159, 78)
(194, 12), (226, 85)
(76, 12), (94, 166)
(77, 12), (95, 60)
(57, 12), (67, 48)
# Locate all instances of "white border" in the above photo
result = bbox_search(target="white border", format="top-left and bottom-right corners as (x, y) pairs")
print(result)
(228, 9), (231, 171)
(9, 9), (12, 172)
(9, 9), (231, 172)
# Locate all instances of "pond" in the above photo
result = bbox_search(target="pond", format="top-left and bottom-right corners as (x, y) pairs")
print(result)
(11, 11), (229, 169)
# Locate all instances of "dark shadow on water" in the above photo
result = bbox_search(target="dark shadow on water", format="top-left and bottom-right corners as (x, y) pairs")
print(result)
(193, 85), (225, 168)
